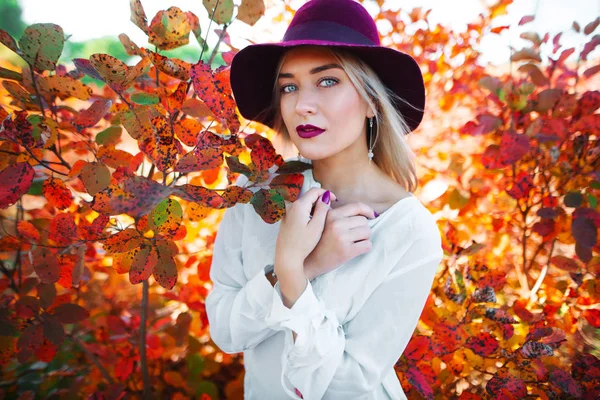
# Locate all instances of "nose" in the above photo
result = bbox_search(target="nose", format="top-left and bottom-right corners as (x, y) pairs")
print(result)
(294, 88), (318, 116)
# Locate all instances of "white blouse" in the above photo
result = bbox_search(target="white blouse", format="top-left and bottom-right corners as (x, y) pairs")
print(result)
(205, 157), (444, 400)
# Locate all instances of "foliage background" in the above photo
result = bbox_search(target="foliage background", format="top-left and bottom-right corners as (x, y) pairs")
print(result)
(0, 0), (599, 399)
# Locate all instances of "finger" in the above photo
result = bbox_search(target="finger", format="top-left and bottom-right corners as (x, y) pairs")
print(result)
(344, 226), (371, 243)
(308, 193), (330, 230)
(349, 239), (372, 257)
(331, 202), (376, 219)
(297, 188), (332, 210)
(334, 215), (371, 229)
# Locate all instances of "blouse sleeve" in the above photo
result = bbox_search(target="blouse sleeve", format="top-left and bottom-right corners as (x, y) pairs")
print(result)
(263, 216), (443, 399)
(205, 175), (280, 354)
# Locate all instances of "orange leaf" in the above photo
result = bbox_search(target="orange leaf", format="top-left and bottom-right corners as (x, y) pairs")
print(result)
(148, 51), (192, 80)
(103, 229), (142, 255)
(42, 177), (73, 210)
(17, 221), (40, 242)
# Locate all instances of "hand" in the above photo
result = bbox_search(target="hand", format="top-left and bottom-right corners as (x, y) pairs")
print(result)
(274, 188), (335, 275)
(304, 202), (376, 281)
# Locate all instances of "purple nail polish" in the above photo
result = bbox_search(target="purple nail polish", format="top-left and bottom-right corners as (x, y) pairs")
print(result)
(322, 190), (331, 204)
(374, 211), (379, 218)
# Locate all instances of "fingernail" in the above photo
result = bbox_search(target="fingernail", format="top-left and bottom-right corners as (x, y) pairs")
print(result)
(322, 190), (331, 205)
(374, 211), (379, 218)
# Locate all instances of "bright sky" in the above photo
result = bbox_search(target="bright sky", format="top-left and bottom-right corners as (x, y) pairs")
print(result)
(17, 0), (600, 65)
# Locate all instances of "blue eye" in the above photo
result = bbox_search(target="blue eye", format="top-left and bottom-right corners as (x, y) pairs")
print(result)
(320, 78), (338, 87)
(280, 84), (296, 93)
(280, 78), (338, 94)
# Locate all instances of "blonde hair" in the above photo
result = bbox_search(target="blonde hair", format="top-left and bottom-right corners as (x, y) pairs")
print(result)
(269, 46), (419, 192)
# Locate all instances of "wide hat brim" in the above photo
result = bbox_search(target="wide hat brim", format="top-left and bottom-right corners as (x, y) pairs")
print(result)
(230, 40), (426, 134)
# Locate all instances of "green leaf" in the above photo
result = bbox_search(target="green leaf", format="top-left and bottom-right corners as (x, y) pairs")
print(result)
(18, 23), (64, 71)
(250, 188), (285, 224)
(95, 126), (123, 146)
(202, 0), (234, 25)
(587, 193), (598, 209)
(149, 198), (183, 236)
(130, 92), (160, 105)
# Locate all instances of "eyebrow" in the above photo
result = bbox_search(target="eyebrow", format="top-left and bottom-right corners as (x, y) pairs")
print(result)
(278, 63), (343, 79)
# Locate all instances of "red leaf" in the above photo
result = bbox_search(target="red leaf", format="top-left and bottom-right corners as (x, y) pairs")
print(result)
(33, 248), (60, 284)
(583, 309), (600, 328)
(190, 61), (239, 133)
(49, 213), (77, 246)
(42, 177), (73, 210)
(486, 368), (527, 397)
(549, 369), (582, 398)
(175, 148), (223, 173)
(80, 161), (111, 196)
(518, 15), (534, 26)
(270, 173), (304, 202)
(403, 335), (431, 361)
(34, 338), (57, 362)
(499, 131), (530, 165)
(173, 184), (224, 208)
(153, 240), (178, 289)
(221, 185), (253, 207)
(0, 162), (35, 209)
(550, 255), (579, 272)
(73, 99), (112, 130)
(42, 315), (65, 347)
(244, 134), (278, 172)
(17, 323), (43, 353)
(52, 303), (89, 324)
(506, 171), (533, 200)
(466, 332), (499, 356)
(583, 64), (600, 79)
(129, 241), (158, 284)
(406, 365), (435, 400)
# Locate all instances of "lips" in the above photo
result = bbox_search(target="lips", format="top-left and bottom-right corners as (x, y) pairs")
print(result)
(296, 124), (325, 139)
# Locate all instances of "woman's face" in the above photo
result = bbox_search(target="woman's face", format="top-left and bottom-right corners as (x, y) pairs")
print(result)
(277, 47), (373, 160)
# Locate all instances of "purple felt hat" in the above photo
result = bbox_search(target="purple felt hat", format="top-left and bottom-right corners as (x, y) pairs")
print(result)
(230, 0), (425, 134)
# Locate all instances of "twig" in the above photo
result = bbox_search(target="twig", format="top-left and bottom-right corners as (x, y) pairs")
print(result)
(28, 67), (46, 116)
(208, 23), (229, 66)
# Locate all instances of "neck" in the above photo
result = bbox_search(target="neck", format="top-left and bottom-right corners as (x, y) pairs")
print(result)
(311, 152), (383, 203)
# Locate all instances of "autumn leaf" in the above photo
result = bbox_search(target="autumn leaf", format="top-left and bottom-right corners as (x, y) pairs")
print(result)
(17, 220), (40, 242)
(73, 99), (113, 131)
(38, 75), (92, 100)
(89, 53), (150, 93)
(80, 162), (111, 196)
(129, 240), (157, 284)
(237, 0), (266, 26)
(203, 0), (234, 25)
(250, 188), (285, 224)
(42, 177), (73, 210)
(149, 198), (183, 237)
(130, 0), (149, 34)
(95, 126), (123, 146)
(175, 148), (223, 173)
(103, 229), (142, 255)
(148, 7), (196, 50)
(18, 23), (64, 71)
(0, 162), (35, 209)
(190, 62), (239, 133)
(153, 239), (178, 289)
(52, 303), (89, 324)
(32, 248), (60, 284)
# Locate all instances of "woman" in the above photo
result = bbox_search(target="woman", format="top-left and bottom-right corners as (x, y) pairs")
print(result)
(205, 0), (444, 399)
